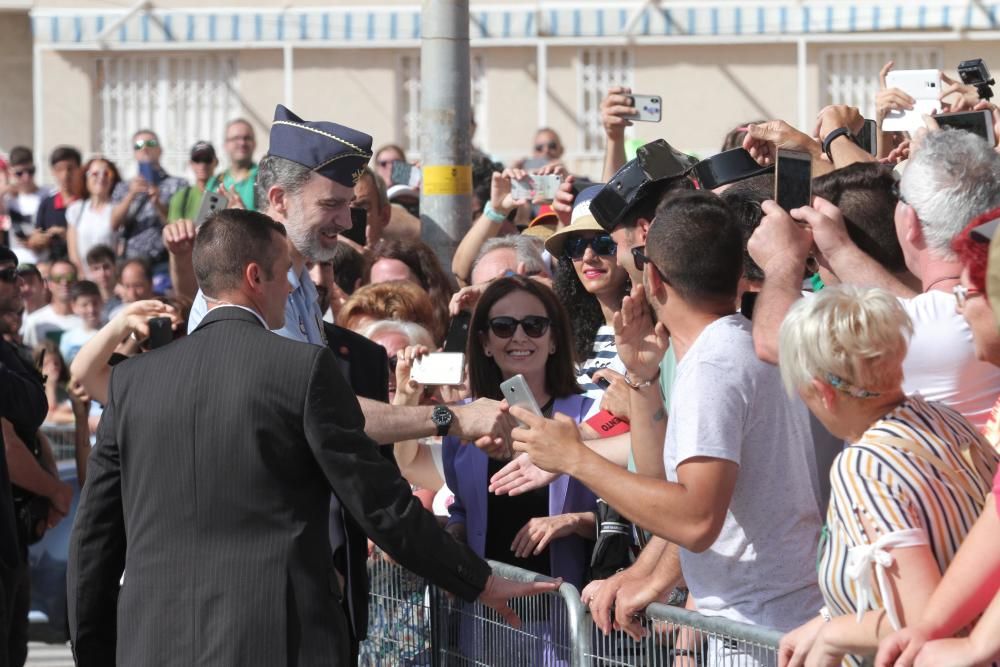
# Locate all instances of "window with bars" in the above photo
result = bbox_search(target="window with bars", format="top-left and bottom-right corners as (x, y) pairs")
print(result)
(577, 48), (634, 153)
(820, 47), (943, 119)
(396, 53), (487, 158)
(95, 54), (239, 177)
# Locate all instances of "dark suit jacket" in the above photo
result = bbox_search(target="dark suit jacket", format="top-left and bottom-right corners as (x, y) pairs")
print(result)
(67, 307), (490, 667)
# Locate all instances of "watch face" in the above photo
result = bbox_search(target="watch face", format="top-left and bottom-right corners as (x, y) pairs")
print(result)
(432, 406), (453, 425)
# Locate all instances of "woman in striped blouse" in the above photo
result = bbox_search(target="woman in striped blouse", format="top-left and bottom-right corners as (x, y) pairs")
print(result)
(775, 285), (998, 667)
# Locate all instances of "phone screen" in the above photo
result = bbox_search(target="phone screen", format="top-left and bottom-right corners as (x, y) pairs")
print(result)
(935, 110), (994, 144)
(443, 311), (471, 353)
(389, 161), (413, 187)
(138, 162), (162, 186)
(774, 150), (812, 212)
(343, 207), (368, 246)
(853, 119), (878, 156)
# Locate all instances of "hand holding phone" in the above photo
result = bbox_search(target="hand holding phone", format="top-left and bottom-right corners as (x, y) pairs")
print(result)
(629, 94), (662, 123)
(511, 174), (563, 203)
(883, 70), (942, 132)
(774, 149), (813, 212)
(500, 374), (543, 427)
(194, 191), (225, 228)
(443, 311), (472, 353)
(138, 162), (163, 187)
(147, 316), (173, 349)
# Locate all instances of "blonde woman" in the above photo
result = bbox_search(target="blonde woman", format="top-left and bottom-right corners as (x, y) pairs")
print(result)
(776, 286), (997, 667)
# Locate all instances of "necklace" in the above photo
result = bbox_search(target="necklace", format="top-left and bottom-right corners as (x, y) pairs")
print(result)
(926, 276), (960, 291)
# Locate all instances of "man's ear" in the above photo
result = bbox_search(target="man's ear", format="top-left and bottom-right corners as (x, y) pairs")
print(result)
(636, 218), (652, 244)
(268, 185), (288, 218)
(903, 206), (926, 250)
(245, 262), (263, 290)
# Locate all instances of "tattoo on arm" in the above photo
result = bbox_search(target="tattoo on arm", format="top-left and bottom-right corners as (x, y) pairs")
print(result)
(652, 407), (666, 422)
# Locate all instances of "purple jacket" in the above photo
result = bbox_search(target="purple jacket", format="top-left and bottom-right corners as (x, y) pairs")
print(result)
(443, 393), (597, 589)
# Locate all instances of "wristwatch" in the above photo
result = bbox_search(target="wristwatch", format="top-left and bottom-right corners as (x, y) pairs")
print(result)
(822, 126), (852, 161)
(431, 405), (454, 437)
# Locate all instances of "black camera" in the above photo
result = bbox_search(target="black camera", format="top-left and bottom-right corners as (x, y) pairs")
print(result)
(958, 58), (995, 101)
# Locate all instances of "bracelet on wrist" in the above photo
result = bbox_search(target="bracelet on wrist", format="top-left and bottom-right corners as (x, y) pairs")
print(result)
(819, 606), (832, 623)
(483, 201), (508, 224)
(623, 369), (661, 390)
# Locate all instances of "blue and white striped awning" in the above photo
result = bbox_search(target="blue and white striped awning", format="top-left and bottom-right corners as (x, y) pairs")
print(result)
(31, 2), (1000, 47)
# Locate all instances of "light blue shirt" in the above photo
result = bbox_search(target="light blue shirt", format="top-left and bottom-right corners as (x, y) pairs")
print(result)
(188, 266), (326, 346)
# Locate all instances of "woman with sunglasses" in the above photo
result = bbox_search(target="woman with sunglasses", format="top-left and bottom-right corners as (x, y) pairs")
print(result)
(775, 285), (997, 667)
(444, 276), (596, 579)
(442, 275), (596, 662)
(545, 185), (629, 398)
(67, 157), (121, 275)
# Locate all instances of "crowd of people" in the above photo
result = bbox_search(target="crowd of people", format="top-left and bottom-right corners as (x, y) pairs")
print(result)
(2, 58), (1000, 666)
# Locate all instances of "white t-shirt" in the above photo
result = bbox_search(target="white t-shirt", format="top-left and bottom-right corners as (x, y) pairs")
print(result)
(662, 314), (823, 631)
(66, 199), (114, 265)
(20, 304), (83, 349)
(901, 290), (1000, 430)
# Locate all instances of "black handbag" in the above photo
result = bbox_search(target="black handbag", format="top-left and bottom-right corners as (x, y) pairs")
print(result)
(588, 498), (636, 580)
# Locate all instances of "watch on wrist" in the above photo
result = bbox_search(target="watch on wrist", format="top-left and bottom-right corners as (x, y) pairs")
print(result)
(822, 127), (852, 161)
(431, 405), (454, 437)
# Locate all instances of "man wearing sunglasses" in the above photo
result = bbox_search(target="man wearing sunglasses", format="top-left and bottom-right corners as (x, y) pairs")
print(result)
(513, 191), (824, 643)
(111, 129), (188, 269)
(1, 147), (49, 266)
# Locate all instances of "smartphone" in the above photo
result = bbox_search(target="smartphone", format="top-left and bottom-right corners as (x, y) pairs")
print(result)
(521, 157), (549, 170)
(343, 207), (368, 246)
(883, 70), (942, 132)
(194, 191), (225, 228)
(740, 291), (759, 321)
(411, 352), (465, 385)
(934, 110), (997, 145)
(629, 94), (662, 122)
(390, 161), (421, 188)
(853, 119), (878, 156)
(774, 149), (813, 212)
(443, 311), (472, 354)
(511, 174), (563, 203)
(147, 316), (173, 350)
(138, 161), (163, 186)
(500, 373), (543, 426)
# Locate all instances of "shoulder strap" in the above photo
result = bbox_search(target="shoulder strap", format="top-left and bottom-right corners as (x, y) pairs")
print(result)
(865, 434), (987, 506)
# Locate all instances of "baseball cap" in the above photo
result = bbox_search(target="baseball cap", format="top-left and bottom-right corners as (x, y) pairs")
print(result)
(190, 141), (217, 162)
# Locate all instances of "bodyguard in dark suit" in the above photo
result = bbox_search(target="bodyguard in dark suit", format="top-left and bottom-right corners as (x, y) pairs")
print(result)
(0, 248), (49, 667)
(67, 211), (556, 666)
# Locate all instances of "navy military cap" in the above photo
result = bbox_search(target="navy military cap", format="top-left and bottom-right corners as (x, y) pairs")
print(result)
(268, 104), (373, 188)
(591, 139), (698, 232)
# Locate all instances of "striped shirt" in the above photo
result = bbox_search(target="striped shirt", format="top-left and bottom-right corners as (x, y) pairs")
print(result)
(577, 324), (624, 398)
(819, 397), (998, 665)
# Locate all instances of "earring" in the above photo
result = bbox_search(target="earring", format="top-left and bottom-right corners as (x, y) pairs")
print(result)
(484, 349), (492, 357)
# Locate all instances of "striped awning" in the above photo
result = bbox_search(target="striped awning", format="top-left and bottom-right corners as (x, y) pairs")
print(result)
(31, 2), (1000, 47)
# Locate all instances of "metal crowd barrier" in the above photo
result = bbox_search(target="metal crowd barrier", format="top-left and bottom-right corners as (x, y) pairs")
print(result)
(585, 603), (784, 667)
(359, 556), (790, 666)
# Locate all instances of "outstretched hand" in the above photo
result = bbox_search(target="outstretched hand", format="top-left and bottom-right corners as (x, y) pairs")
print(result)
(613, 284), (669, 382)
(489, 452), (558, 496)
(478, 573), (562, 629)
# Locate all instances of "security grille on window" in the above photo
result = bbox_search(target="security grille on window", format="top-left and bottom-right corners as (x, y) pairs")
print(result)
(821, 48), (942, 120)
(95, 54), (240, 177)
(396, 53), (487, 158)
(578, 48), (635, 154)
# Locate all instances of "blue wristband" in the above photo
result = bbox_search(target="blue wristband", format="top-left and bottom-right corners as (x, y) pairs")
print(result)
(483, 201), (508, 224)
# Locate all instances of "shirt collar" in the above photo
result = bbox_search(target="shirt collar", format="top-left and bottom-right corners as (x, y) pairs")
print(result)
(209, 303), (268, 329)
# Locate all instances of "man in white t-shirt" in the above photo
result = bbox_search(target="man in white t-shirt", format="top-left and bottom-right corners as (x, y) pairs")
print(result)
(20, 258), (81, 348)
(2, 147), (49, 265)
(512, 191), (823, 636)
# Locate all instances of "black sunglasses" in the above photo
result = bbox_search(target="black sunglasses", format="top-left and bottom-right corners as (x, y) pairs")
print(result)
(487, 315), (551, 339)
(631, 246), (668, 282)
(12, 167), (35, 177)
(535, 141), (559, 152)
(565, 234), (617, 260)
(0, 267), (17, 283)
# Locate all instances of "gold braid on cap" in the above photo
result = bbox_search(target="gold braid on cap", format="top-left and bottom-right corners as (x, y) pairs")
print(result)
(271, 120), (372, 157)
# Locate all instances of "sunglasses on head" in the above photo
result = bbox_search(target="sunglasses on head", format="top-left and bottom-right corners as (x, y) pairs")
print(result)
(535, 141), (559, 152)
(12, 167), (35, 177)
(487, 315), (551, 339)
(565, 234), (617, 260)
(134, 139), (159, 150)
(0, 267), (17, 283)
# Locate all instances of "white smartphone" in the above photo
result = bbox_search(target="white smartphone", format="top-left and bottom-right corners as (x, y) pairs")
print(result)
(630, 94), (662, 122)
(883, 69), (942, 133)
(511, 174), (562, 203)
(410, 352), (465, 386)
(500, 374), (543, 426)
(194, 191), (225, 228)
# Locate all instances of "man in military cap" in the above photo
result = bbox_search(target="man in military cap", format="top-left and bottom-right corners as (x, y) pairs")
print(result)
(185, 106), (514, 650)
